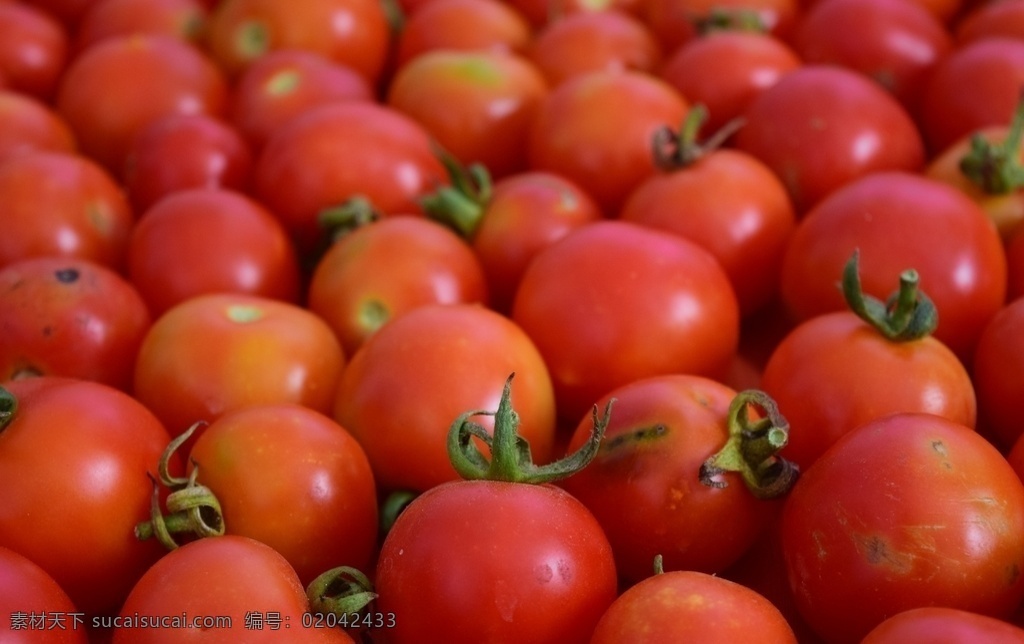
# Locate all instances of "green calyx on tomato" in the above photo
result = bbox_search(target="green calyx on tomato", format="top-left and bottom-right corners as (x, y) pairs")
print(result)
(420, 148), (492, 238)
(317, 195), (381, 242)
(651, 105), (745, 171)
(695, 8), (768, 36)
(448, 373), (613, 484)
(135, 422), (225, 549)
(306, 565), (378, 619)
(959, 90), (1024, 195)
(842, 249), (938, 342)
(0, 386), (15, 432)
(699, 390), (798, 500)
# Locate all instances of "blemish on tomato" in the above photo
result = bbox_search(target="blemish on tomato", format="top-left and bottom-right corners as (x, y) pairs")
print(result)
(601, 424), (668, 453)
(225, 304), (264, 323)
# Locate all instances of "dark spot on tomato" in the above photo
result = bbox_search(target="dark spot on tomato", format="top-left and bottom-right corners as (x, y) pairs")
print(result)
(601, 424), (667, 453)
(42, 326), (53, 337)
(54, 268), (80, 283)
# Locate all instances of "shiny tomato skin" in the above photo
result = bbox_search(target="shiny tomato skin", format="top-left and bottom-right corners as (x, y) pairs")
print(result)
(760, 311), (976, 471)
(782, 413), (1024, 643)
(511, 220), (739, 423)
(375, 480), (618, 644)
(187, 404), (378, 586)
(0, 2), (68, 100)
(133, 293), (345, 437)
(0, 377), (177, 618)
(733, 65), (925, 215)
(590, 570), (797, 644)
(862, 607), (1024, 643)
(779, 171), (1006, 361)
(332, 303), (555, 493)
(0, 90), (76, 163)
(972, 296), (1024, 450)
(0, 257), (151, 390)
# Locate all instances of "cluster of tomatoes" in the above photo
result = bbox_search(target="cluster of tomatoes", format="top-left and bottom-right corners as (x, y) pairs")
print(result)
(3, 0), (1024, 641)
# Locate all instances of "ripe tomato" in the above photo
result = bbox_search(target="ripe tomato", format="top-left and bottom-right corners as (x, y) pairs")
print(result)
(0, 2), (68, 100)
(1010, 227), (1024, 301)
(779, 171), (1006, 360)
(642, 0), (799, 54)
(955, 0), (1024, 46)
(332, 303), (556, 492)
(591, 568), (797, 643)
(0, 545), (88, 643)
(73, 0), (209, 52)
(0, 257), (151, 390)
(512, 220), (739, 423)
(862, 607), (1024, 643)
(0, 378), (177, 617)
(133, 293), (345, 437)
(0, 90), (76, 163)
(782, 413), (1024, 642)
(733, 65), (925, 215)
(972, 296), (1024, 450)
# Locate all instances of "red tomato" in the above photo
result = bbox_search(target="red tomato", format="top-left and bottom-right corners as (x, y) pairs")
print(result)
(332, 303), (556, 492)
(386, 50), (548, 179)
(111, 535), (354, 643)
(127, 188), (301, 317)
(0, 545), (88, 643)
(527, 69), (689, 216)
(512, 220), (739, 423)
(0, 90), (76, 163)
(19, 0), (96, 29)
(779, 171), (1007, 360)
(591, 569), (797, 643)
(862, 607), (1024, 643)
(1010, 226), (1024, 301)
(133, 293), (345, 437)
(54, 34), (227, 173)
(307, 216), (489, 357)
(0, 378), (177, 617)
(972, 296), (1024, 450)
(0, 2), (68, 100)
(180, 404), (379, 585)
(642, 0), (799, 54)
(0, 151), (133, 272)
(782, 413), (1024, 642)
(121, 113), (253, 213)
(0, 257), (151, 390)
(733, 65), (925, 215)
(74, 0), (208, 52)
(955, 0), (1024, 46)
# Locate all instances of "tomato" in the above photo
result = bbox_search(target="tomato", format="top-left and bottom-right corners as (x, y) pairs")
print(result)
(121, 113), (253, 213)
(307, 215), (489, 357)
(0, 545), (88, 643)
(512, 220), (739, 423)
(955, 0), (1024, 46)
(73, 0), (209, 52)
(0, 151), (133, 272)
(793, 0), (952, 120)
(0, 90), (76, 163)
(559, 377), (794, 583)
(642, 0), (799, 54)
(591, 568), (797, 643)
(332, 303), (556, 493)
(528, 69), (688, 216)
(133, 293), (345, 438)
(55, 34), (228, 173)
(972, 296), (1024, 450)
(227, 49), (373, 152)
(0, 378), (177, 617)
(393, 0), (532, 70)
(659, 31), (800, 136)
(0, 2), (68, 100)
(127, 188), (301, 317)
(1010, 226), (1024, 301)
(386, 50), (548, 179)
(0, 257), (151, 390)
(619, 113), (797, 316)
(19, 0), (96, 29)
(252, 102), (447, 256)
(526, 10), (663, 87)
(111, 535), (354, 643)
(779, 171), (1006, 361)
(206, 0), (390, 86)
(782, 413), (1024, 643)
(862, 607), (1024, 643)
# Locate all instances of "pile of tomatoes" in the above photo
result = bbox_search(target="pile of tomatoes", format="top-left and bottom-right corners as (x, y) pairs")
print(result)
(3, 0), (1024, 641)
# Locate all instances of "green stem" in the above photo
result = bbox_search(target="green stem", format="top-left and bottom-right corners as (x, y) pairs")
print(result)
(420, 148), (491, 238)
(306, 566), (378, 619)
(447, 374), (613, 484)
(318, 196), (380, 242)
(959, 90), (1024, 194)
(379, 490), (418, 537)
(0, 386), (16, 432)
(652, 105), (745, 171)
(700, 390), (798, 499)
(841, 250), (938, 342)
(695, 8), (768, 35)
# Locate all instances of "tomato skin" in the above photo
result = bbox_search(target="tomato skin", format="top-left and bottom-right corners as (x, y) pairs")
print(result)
(0, 377), (177, 618)
(394, 0), (532, 70)
(733, 65), (925, 215)
(779, 172), (1007, 361)
(955, 1), (1024, 46)
(862, 607), (1024, 643)
(74, 0), (209, 52)
(559, 375), (779, 583)
(0, 257), (151, 390)
(0, 90), (76, 163)
(0, 546), (88, 643)
(133, 293), (345, 437)
(1010, 227), (1024, 302)
(0, 2), (68, 100)
(761, 312), (976, 471)
(512, 220), (739, 423)
(972, 296), (1024, 450)
(333, 304), (555, 493)
(375, 480), (617, 644)
(782, 413), (1024, 643)
(590, 570), (797, 644)
(642, 0), (799, 55)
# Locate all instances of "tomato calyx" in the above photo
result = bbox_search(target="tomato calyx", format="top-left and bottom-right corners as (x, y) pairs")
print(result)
(699, 390), (798, 500)
(447, 373), (613, 484)
(235, 20), (271, 62)
(959, 90), (1024, 195)
(652, 105), (745, 171)
(379, 490), (418, 537)
(134, 421), (225, 549)
(318, 195), (381, 242)
(306, 565), (378, 621)
(420, 150), (492, 238)
(695, 8), (767, 36)
(0, 385), (16, 433)
(842, 250), (938, 342)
